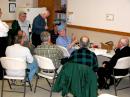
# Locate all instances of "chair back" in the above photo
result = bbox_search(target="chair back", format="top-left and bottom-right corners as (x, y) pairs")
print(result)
(57, 45), (70, 57)
(114, 57), (130, 69)
(0, 57), (27, 70)
(35, 55), (55, 70)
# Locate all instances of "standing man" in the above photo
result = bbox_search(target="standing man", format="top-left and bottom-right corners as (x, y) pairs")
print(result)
(0, 8), (9, 79)
(0, 8), (9, 57)
(32, 9), (50, 47)
(11, 11), (31, 44)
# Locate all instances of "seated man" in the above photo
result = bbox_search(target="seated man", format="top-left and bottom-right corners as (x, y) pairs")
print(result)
(5, 35), (38, 82)
(97, 37), (130, 89)
(68, 35), (98, 72)
(53, 35), (98, 97)
(17, 30), (35, 55)
(34, 31), (64, 69)
(56, 24), (77, 53)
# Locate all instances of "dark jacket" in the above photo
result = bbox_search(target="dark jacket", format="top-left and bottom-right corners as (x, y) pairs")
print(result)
(11, 20), (21, 36)
(109, 46), (130, 68)
(32, 14), (46, 35)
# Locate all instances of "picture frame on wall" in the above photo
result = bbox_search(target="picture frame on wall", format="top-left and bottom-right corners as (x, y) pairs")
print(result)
(9, 0), (16, 2)
(9, 3), (16, 13)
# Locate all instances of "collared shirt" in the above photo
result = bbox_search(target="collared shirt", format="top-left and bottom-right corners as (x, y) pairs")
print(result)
(5, 44), (33, 76)
(0, 20), (9, 37)
(34, 44), (64, 68)
(69, 48), (98, 72)
(56, 36), (75, 53)
(5, 44), (33, 63)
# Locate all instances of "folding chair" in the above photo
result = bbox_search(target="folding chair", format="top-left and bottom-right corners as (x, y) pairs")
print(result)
(57, 45), (70, 57)
(98, 93), (117, 97)
(0, 57), (32, 97)
(34, 55), (58, 97)
(113, 57), (130, 96)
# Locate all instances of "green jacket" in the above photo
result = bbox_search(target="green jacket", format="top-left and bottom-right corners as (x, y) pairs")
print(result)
(53, 62), (98, 97)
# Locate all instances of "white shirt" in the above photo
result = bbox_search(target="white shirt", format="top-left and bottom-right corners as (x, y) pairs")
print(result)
(0, 20), (9, 37)
(18, 20), (30, 40)
(5, 44), (33, 76)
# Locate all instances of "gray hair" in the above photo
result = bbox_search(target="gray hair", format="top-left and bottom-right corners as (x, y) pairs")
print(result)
(79, 36), (90, 48)
(40, 31), (50, 42)
(14, 36), (23, 44)
(19, 11), (26, 16)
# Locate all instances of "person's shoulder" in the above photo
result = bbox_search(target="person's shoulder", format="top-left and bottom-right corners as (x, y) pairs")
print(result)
(81, 48), (96, 55)
(12, 20), (18, 23)
(121, 46), (130, 51)
(20, 45), (30, 51)
(56, 36), (62, 42)
(6, 45), (13, 49)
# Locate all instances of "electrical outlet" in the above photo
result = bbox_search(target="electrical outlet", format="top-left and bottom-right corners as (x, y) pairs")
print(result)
(106, 14), (114, 21)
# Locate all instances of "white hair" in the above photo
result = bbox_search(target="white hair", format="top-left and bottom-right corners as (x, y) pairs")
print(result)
(41, 9), (49, 15)
(120, 37), (129, 46)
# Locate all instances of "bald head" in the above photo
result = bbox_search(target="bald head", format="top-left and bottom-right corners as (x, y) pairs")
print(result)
(79, 36), (90, 48)
(119, 37), (129, 47)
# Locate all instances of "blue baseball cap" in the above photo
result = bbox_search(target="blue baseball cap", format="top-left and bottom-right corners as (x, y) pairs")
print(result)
(57, 24), (65, 32)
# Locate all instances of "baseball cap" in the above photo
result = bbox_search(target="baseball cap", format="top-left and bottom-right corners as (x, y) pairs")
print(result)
(57, 24), (65, 32)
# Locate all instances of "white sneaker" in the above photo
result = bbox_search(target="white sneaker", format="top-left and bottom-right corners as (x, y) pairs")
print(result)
(26, 82), (30, 86)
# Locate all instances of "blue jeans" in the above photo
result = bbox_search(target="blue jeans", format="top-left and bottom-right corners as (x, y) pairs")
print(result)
(27, 58), (38, 81)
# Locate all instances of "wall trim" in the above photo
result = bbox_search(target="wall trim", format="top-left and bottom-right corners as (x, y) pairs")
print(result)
(3, 20), (14, 24)
(67, 24), (130, 36)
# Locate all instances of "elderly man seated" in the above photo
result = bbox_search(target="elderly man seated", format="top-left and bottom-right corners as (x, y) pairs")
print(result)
(97, 37), (130, 89)
(5, 35), (38, 83)
(34, 31), (64, 69)
(53, 35), (98, 97)
(56, 24), (77, 53)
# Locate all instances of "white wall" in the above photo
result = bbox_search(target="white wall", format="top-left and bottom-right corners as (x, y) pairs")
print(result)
(67, 0), (130, 32)
(67, 27), (130, 46)
(0, 0), (37, 20)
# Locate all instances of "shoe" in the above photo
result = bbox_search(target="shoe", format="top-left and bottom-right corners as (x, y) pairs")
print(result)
(21, 81), (30, 86)
(26, 82), (30, 86)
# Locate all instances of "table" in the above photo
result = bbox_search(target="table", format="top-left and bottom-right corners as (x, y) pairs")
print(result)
(89, 48), (114, 58)
(89, 48), (115, 66)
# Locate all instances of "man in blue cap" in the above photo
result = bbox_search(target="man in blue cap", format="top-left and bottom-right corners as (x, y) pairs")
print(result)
(56, 24), (77, 53)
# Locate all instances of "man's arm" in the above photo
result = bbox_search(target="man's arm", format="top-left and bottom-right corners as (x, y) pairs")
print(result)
(25, 48), (33, 63)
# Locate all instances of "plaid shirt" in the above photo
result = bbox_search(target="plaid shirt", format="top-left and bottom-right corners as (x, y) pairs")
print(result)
(69, 48), (98, 72)
(34, 44), (64, 68)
